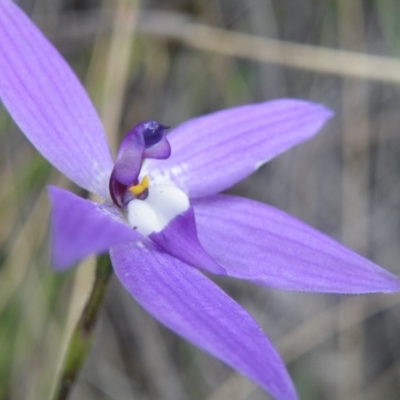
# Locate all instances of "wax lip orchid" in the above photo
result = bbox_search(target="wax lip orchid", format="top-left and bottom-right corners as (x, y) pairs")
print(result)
(1, 2), (400, 400)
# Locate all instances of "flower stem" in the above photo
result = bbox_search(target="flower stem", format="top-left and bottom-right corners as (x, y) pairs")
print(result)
(53, 254), (113, 400)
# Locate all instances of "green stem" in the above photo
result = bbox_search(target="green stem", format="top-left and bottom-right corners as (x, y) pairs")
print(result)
(53, 254), (113, 400)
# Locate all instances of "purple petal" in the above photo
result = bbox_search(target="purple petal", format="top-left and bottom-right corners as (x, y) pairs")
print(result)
(193, 195), (400, 293)
(111, 242), (298, 400)
(149, 207), (225, 275)
(48, 186), (140, 270)
(0, 1), (113, 197)
(144, 100), (333, 198)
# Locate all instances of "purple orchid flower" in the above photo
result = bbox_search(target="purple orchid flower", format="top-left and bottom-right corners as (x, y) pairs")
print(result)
(1, 2), (400, 400)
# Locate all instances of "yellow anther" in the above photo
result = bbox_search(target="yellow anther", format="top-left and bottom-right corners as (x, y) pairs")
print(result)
(128, 175), (149, 196)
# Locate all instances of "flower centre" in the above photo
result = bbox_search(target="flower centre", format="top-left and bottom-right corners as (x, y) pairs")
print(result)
(128, 175), (149, 198)
(109, 120), (189, 236)
(109, 120), (171, 208)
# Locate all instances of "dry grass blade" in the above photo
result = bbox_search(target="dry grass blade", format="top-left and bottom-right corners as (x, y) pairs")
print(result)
(137, 10), (400, 84)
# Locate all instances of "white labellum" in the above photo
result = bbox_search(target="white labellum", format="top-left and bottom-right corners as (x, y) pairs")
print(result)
(127, 184), (190, 236)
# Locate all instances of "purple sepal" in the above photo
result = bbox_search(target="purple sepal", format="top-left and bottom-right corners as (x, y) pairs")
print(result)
(48, 186), (140, 270)
(143, 100), (333, 198)
(109, 121), (170, 207)
(0, 1), (114, 198)
(149, 207), (225, 275)
(193, 195), (400, 293)
(111, 242), (298, 400)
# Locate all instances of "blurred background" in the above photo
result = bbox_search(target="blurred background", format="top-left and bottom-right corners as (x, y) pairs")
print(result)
(1, 0), (400, 399)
